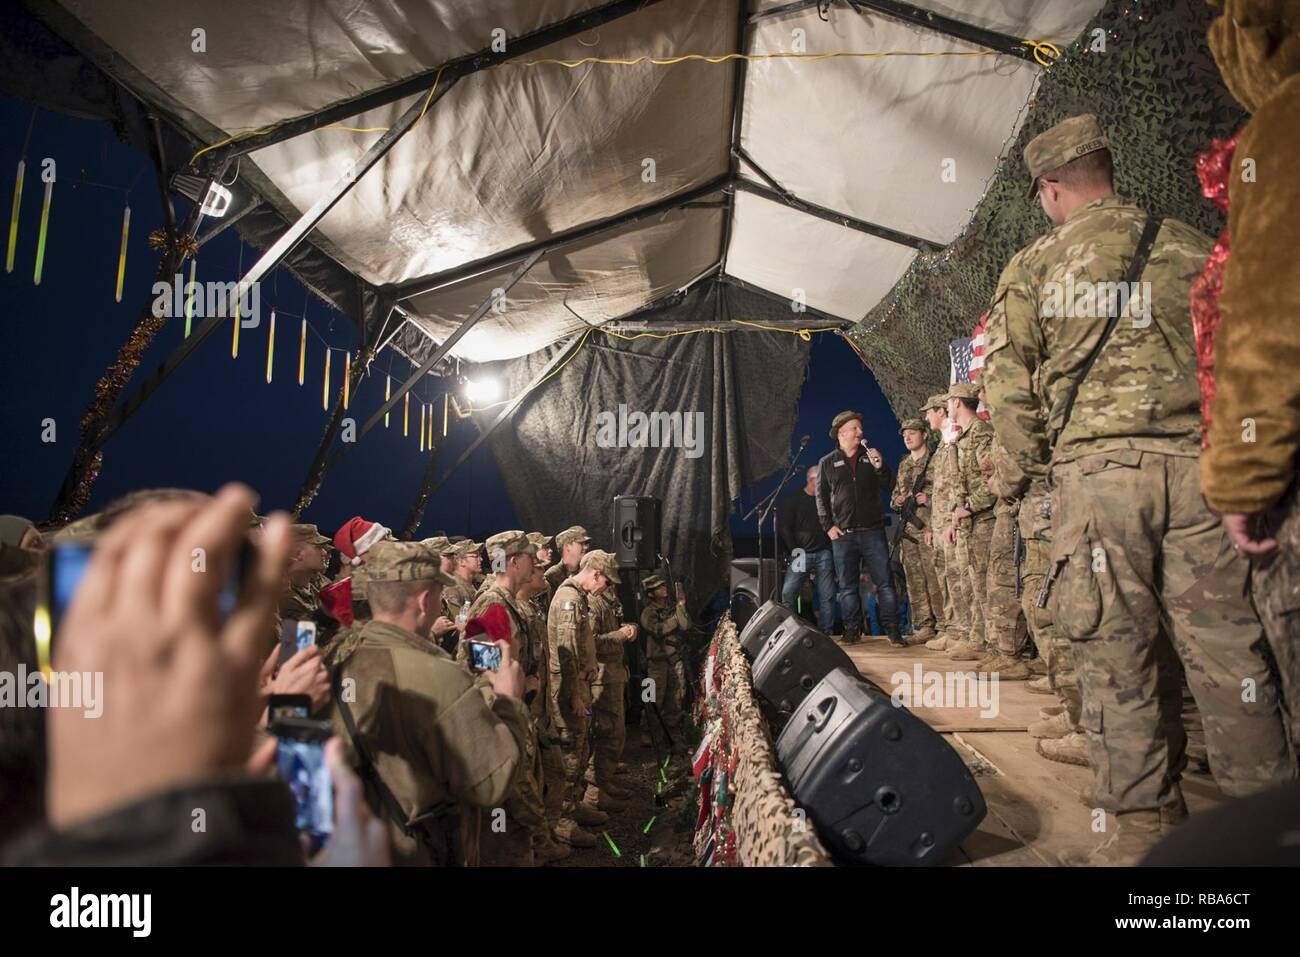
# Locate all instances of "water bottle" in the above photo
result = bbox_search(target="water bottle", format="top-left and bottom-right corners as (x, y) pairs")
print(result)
(457, 600), (470, 626)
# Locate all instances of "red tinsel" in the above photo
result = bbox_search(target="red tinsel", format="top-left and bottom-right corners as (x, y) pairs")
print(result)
(1189, 130), (1242, 448)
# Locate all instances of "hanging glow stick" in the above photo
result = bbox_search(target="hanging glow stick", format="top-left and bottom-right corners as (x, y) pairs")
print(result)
(426, 402), (434, 449)
(384, 375), (391, 428)
(298, 319), (306, 384)
(231, 291), (240, 358)
(404, 391), (410, 436)
(265, 309), (276, 383)
(442, 393), (449, 438)
(6, 159), (23, 274)
(33, 176), (52, 285)
(419, 402), (426, 452)
(183, 257), (197, 337)
(322, 349), (331, 410)
(343, 352), (351, 409)
(115, 204), (130, 302)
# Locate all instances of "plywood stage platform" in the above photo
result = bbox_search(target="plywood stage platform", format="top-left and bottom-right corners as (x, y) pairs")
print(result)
(837, 636), (1228, 866)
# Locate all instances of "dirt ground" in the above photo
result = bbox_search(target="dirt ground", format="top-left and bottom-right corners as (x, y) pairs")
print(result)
(551, 718), (699, 868)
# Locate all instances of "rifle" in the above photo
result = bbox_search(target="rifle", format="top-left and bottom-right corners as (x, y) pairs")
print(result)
(1012, 506), (1024, 599)
(888, 448), (934, 566)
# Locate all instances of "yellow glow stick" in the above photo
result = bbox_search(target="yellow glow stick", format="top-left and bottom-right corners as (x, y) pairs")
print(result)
(343, 351), (351, 409)
(6, 159), (23, 274)
(265, 309), (276, 383)
(298, 319), (307, 384)
(33, 177), (52, 285)
(322, 349), (331, 410)
(442, 393), (449, 438)
(427, 402), (434, 448)
(184, 257), (197, 337)
(384, 375), (391, 428)
(404, 392), (409, 436)
(115, 204), (130, 302)
(231, 292), (240, 358)
(419, 403), (426, 452)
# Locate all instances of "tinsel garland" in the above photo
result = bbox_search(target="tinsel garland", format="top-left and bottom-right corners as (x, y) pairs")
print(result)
(1189, 131), (1240, 448)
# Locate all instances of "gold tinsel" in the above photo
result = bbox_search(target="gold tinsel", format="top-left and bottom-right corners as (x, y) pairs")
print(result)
(147, 228), (199, 259)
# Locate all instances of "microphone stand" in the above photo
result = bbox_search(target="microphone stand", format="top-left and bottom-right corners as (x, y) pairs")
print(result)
(744, 437), (810, 603)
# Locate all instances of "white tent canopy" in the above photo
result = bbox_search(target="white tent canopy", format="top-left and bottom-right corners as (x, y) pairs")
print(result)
(47, 0), (1104, 361)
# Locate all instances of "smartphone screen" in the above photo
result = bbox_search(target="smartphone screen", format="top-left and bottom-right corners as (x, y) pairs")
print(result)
(272, 719), (334, 856)
(268, 694), (312, 723)
(278, 619), (318, 666)
(470, 640), (501, 673)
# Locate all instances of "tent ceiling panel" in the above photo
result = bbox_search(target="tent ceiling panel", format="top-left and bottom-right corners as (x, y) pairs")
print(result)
(401, 199), (725, 363)
(723, 188), (915, 322)
(741, 5), (1046, 247)
(750, 0), (1103, 43)
(55, 0), (611, 130)
(219, 0), (736, 288)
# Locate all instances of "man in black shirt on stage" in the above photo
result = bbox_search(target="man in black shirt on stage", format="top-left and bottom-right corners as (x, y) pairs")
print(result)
(778, 465), (837, 632)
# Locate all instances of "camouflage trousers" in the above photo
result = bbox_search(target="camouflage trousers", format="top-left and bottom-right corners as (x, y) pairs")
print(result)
(928, 530), (951, 635)
(1021, 536), (1082, 727)
(954, 516), (994, 648)
(1051, 451), (1294, 813)
(586, 667), (627, 792)
(557, 710), (591, 814)
(939, 527), (970, 643)
(645, 656), (685, 732)
(987, 502), (1028, 655)
(538, 736), (567, 828)
(478, 723), (543, 866)
(900, 535), (943, 635)
(1252, 478), (1300, 761)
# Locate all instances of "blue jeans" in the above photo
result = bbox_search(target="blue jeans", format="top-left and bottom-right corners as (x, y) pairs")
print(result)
(780, 547), (837, 630)
(831, 528), (898, 635)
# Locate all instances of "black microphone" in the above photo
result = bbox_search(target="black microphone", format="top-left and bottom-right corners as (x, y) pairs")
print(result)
(798, 434), (810, 448)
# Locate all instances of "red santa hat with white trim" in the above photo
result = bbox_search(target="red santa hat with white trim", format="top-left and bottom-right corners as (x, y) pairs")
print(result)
(333, 516), (392, 565)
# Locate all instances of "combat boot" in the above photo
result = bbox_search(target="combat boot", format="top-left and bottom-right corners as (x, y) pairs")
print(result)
(841, 625), (861, 646)
(570, 801), (609, 827)
(1036, 731), (1090, 766)
(1077, 785), (1189, 829)
(907, 626), (936, 646)
(886, 625), (907, 648)
(1026, 675), (1054, 695)
(1059, 810), (1162, 867)
(947, 641), (984, 661)
(976, 652), (1032, 679)
(532, 833), (572, 863)
(584, 786), (628, 813)
(925, 634), (949, 651)
(1026, 657), (1047, 676)
(553, 818), (597, 848)
(1028, 710), (1073, 739)
(1038, 703), (1065, 721)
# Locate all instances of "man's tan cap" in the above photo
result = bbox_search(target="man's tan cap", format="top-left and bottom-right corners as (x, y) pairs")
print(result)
(360, 541), (456, 587)
(554, 526), (591, 549)
(580, 549), (622, 584)
(921, 392), (948, 412)
(1024, 113), (1109, 196)
(899, 418), (927, 434)
(290, 523), (331, 546)
(829, 409), (865, 438)
(944, 381), (980, 402)
(485, 530), (537, 559)
(421, 535), (453, 557)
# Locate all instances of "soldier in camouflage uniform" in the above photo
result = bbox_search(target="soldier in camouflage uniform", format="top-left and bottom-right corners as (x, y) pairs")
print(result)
(920, 394), (957, 649)
(891, 418), (942, 644)
(640, 573), (690, 748)
(545, 526), (592, 594)
(442, 540), (481, 645)
(978, 398), (1033, 680)
(945, 382), (997, 662)
(983, 114), (1294, 864)
(583, 549), (636, 812)
(547, 547), (611, 847)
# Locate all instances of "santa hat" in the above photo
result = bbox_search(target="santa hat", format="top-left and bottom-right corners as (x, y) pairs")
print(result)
(334, 516), (391, 565)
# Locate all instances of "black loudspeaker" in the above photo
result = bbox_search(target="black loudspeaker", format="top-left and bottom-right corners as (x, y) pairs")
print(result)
(613, 496), (661, 569)
(730, 577), (761, 633)
(736, 599), (796, 660)
(751, 617), (857, 718)
(730, 557), (777, 602)
(776, 667), (987, 866)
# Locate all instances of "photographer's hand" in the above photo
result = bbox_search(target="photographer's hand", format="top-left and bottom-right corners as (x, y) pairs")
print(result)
(311, 739), (390, 867)
(47, 484), (291, 829)
(268, 645), (331, 713)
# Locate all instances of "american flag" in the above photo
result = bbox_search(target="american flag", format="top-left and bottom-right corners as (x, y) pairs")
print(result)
(949, 313), (990, 421)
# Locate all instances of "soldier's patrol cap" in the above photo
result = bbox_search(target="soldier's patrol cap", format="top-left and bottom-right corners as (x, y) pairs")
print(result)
(452, 540), (482, 558)
(898, 418), (927, 434)
(580, 549), (622, 584)
(554, 526), (591, 548)
(527, 532), (553, 549)
(944, 381), (980, 401)
(829, 409), (865, 438)
(360, 541), (456, 587)
(421, 535), (453, 557)
(643, 573), (668, 592)
(290, 523), (331, 545)
(485, 530), (537, 559)
(921, 393), (948, 412)
(1024, 114), (1109, 197)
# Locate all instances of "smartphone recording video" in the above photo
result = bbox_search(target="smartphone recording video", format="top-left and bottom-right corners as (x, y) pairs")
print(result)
(278, 619), (318, 666)
(469, 639), (502, 673)
(271, 717), (334, 856)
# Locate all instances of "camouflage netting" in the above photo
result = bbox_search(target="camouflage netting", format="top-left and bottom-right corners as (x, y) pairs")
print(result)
(845, 0), (1245, 421)
(693, 617), (833, 867)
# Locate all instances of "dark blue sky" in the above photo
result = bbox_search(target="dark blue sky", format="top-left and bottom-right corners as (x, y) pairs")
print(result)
(0, 96), (900, 543)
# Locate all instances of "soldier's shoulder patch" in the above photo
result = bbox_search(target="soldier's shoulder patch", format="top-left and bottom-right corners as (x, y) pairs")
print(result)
(563, 600), (574, 611)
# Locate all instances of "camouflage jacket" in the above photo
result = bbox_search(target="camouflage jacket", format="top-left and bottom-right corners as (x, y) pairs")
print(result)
(442, 578), (477, 620)
(548, 579), (594, 719)
(588, 588), (627, 668)
(954, 417), (997, 525)
(983, 196), (1211, 487)
(892, 448), (934, 525)
(326, 619), (529, 866)
(515, 597), (552, 728)
(930, 439), (960, 533)
(457, 581), (529, 671)
(544, 561), (577, 595)
(640, 599), (691, 660)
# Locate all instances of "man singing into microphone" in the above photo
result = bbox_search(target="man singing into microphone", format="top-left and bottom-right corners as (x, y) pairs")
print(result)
(816, 411), (903, 646)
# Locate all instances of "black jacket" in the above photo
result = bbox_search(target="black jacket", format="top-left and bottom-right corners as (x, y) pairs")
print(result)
(815, 446), (894, 532)
(778, 490), (831, 553)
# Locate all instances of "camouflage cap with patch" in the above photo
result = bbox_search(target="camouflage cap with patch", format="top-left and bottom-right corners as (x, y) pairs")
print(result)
(527, 532), (552, 549)
(291, 523), (331, 546)
(579, 548), (621, 584)
(420, 535), (452, 557)
(642, 573), (668, 592)
(361, 541), (456, 587)
(921, 392), (948, 412)
(829, 409), (865, 438)
(944, 381), (980, 401)
(452, 540), (482, 558)
(898, 418), (927, 434)
(485, 530), (537, 560)
(1024, 113), (1109, 196)
(554, 525), (591, 548)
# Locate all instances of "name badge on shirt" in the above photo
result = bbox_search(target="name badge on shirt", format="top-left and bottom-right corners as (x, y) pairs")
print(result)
(833, 460), (845, 468)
